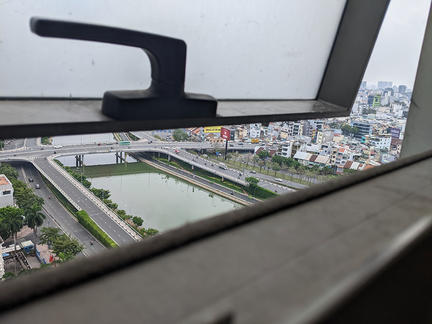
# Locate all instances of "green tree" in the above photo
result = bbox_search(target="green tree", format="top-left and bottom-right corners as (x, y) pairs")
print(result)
(0, 163), (18, 180)
(91, 188), (111, 200)
(246, 177), (259, 186)
(132, 216), (143, 227)
(258, 160), (265, 173)
(172, 129), (189, 141)
(40, 227), (83, 262)
(246, 177), (259, 196)
(24, 203), (46, 235)
(271, 162), (281, 176)
(145, 228), (159, 236)
(52, 235), (83, 262)
(0, 206), (24, 273)
(271, 155), (285, 166)
(40, 227), (62, 247)
(257, 150), (270, 160)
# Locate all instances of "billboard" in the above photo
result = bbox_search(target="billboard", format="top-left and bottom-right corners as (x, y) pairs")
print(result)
(220, 127), (231, 140)
(204, 126), (221, 133)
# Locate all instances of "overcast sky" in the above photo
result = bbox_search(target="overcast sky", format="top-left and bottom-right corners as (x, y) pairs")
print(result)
(363, 0), (430, 88)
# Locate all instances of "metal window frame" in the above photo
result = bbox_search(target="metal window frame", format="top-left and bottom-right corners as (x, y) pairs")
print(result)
(0, 0), (389, 139)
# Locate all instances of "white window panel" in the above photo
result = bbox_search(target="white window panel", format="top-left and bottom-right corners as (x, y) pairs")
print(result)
(0, 0), (346, 99)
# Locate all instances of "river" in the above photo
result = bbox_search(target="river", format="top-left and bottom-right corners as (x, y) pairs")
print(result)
(56, 153), (241, 232)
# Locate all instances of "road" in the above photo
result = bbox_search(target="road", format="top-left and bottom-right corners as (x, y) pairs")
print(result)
(130, 131), (157, 142)
(0, 138), (301, 193)
(33, 158), (136, 246)
(15, 162), (105, 255)
(135, 153), (258, 205)
(169, 149), (296, 194)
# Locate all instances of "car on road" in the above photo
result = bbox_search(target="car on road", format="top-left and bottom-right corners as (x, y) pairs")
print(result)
(218, 162), (228, 170)
(275, 178), (283, 183)
(28, 177), (34, 182)
(238, 142), (244, 145)
(250, 170), (256, 174)
(35, 184), (40, 189)
(54, 145), (63, 149)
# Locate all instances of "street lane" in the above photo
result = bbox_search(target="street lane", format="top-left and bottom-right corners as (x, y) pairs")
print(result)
(33, 158), (136, 246)
(16, 162), (105, 255)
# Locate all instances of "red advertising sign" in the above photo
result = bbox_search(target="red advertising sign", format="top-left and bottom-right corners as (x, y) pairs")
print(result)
(220, 127), (231, 140)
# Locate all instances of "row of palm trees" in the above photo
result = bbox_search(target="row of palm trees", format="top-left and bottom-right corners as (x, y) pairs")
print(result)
(0, 204), (45, 274)
(0, 163), (46, 275)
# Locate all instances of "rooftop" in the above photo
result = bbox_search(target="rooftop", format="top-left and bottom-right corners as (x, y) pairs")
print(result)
(0, 175), (11, 186)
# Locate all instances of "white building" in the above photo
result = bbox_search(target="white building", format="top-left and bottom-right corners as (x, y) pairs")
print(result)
(0, 174), (13, 279)
(279, 142), (293, 158)
(249, 123), (261, 139)
(0, 174), (13, 208)
(371, 135), (392, 151)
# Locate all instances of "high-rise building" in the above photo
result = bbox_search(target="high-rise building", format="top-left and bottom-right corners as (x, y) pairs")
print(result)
(378, 81), (393, 89)
(398, 85), (407, 93)
(367, 95), (381, 108)
(352, 121), (372, 139)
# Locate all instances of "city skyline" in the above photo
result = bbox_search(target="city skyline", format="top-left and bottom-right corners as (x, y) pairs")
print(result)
(363, 0), (430, 88)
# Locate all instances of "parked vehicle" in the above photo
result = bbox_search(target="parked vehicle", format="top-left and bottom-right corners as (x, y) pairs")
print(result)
(28, 177), (34, 182)
(35, 184), (40, 189)
(275, 178), (283, 183)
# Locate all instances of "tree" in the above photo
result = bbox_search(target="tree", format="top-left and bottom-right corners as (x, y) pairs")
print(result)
(341, 124), (359, 136)
(0, 206), (24, 273)
(52, 235), (83, 262)
(271, 155), (285, 166)
(246, 177), (259, 186)
(0, 163), (18, 180)
(271, 162), (281, 176)
(40, 227), (62, 247)
(132, 216), (143, 227)
(25, 203), (46, 235)
(257, 150), (270, 160)
(40, 227), (83, 263)
(91, 188), (111, 200)
(145, 228), (158, 236)
(172, 129), (189, 141)
(246, 177), (259, 196)
(258, 160), (265, 173)
(252, 156), (260, 167)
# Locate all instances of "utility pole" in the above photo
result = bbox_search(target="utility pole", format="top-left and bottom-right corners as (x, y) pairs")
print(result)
(224, 139), (228, 160)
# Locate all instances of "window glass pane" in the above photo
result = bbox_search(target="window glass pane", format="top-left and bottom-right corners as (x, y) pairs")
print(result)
(0, 0), (346, 98)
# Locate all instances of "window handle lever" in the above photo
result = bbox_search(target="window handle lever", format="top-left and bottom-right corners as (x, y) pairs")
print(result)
(30, 17), (217, 120)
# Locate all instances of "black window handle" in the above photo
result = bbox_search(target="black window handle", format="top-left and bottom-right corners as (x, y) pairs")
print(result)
(30, 17), (217, 120)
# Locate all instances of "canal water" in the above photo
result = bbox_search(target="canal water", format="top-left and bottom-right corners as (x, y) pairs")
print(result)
(56, 153), (241, 232)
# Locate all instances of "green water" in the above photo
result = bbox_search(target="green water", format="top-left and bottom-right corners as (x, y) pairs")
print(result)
(89, 172), (241, 232)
